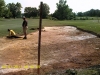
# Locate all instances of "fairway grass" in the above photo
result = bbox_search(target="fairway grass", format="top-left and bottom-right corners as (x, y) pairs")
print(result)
(0, 18), (100, 37)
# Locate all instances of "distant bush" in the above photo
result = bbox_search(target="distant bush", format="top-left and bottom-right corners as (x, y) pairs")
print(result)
(79, 17), (89, 20)
(32, 17), (39, 19)
(47, 16), (58, 20)
(52, 17), (58, 20)
(5, 17), (10, 19)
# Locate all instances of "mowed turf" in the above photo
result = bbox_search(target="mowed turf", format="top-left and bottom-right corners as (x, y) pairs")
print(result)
(0, 18), (100, 37)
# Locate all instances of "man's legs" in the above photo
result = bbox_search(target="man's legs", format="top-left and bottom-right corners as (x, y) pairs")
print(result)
(6, 36), (12, 38)
(23, 27), (27, 39)
(7, 35), (21, 38)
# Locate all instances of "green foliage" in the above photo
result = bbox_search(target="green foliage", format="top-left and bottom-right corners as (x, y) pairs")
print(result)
(52, 0), (73, 20)
(77, 9), (100, 17)
(24, 3), (50, 19)
(0, 0), (5, 17)
(0, 1), (22, 18)
(66, 69), (77, 75)
(77, 12), (84, 17)
(47, 15), (58, 20)
(7, 2), (22, 18)
(77, 69), (100, 75)
(0, 19), (100, 37)
(40, 3), (50, 18)
(24, 7), (38, 18)
(45, 69), (100, 75)
(3, 7), (12, 18)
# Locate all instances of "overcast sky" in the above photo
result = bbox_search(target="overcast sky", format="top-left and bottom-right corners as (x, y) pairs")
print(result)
(4, 0), (100, 13)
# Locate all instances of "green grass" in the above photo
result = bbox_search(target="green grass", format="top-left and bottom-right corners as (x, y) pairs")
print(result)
(0, 19), (39, 37)
(77, 17), (100, 20)
(45, 69), (100, 75)
(60, 20), (100, 34)
(0, 18), (100, 37)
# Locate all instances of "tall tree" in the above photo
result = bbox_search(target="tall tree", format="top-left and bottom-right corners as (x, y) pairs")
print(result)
(40, 3), (50, 18)
(3, 6), (12, 18)
(31, 8), (39, 17)
(24, 7), (38, 18)
(24, 7), (31, 18)
(77, 9), (100, 17)
(0, 0), (5, 17)
(15, 2), (22, 18)
(7, 2), (22, 18)
(77, 12), (84, 17)
(53, 0), (72, 20)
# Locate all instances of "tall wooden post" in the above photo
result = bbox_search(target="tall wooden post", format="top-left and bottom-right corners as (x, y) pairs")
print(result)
(38, 2), (43, 75)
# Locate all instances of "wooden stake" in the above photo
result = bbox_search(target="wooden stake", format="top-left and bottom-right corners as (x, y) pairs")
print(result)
(38, 2), (43, 75)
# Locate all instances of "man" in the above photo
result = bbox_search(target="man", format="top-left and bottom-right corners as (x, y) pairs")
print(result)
(22, 16), (28, 39)
(7, 29), (21, 38)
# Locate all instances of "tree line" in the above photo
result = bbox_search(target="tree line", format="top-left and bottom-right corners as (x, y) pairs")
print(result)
(0, 0), (100, 20)
(0, 0), (22, 18)
(77, 9), (100, 17)
(0, 0), (50, 19)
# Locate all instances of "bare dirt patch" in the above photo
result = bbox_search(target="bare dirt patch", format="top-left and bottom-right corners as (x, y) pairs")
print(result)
(0, 26), (100, 75)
